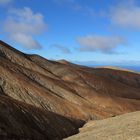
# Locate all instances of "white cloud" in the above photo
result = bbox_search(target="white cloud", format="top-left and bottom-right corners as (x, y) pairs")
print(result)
(3, 7), (47, 49)
(110, 2), (140, 29)
(51, 44), (71, 54)
(77, 35), (125, 53)
(0, 0), (12, 5)
(11, 33), (42, 50)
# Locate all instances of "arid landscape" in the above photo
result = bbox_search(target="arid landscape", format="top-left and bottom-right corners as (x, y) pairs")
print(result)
(1, 0), (140, 139)
(0, 40), (140, 139)
(65, 111), (140, 140)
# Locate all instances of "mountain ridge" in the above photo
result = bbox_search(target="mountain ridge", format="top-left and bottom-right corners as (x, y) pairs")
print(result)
(0, 40), (140, 139)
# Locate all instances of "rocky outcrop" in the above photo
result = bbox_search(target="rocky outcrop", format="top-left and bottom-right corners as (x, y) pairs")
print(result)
(0, 40), (140, 139)
(0, 94), (84, 140)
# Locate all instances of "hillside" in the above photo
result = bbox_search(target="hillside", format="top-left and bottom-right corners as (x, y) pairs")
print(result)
(0, 40), (140, 139)
(65, 111), (140, 140)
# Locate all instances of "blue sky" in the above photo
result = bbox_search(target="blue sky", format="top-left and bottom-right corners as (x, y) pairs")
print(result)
(0, 0), (140, 66)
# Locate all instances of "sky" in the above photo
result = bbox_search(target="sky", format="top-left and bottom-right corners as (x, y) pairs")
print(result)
(0, 0), (140, 66)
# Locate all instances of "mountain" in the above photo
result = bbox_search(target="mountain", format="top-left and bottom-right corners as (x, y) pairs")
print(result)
(65, 111), (140, 140)
(0, 40), (140, 139)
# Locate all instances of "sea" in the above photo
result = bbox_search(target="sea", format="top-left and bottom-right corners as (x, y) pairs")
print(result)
(87, 65), (140, 72)
(73, 61), (140, 72)
(94, 65), (140, 72)
(120, 66), (140, 72)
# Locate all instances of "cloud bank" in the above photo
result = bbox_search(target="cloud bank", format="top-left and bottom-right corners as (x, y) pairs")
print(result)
(3, 7), (47, 49)
(110, 2), (140, 29)
(77, 35), (125, 53)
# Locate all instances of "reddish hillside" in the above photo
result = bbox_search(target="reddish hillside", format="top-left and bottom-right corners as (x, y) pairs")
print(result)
(0, 40), (140, 139)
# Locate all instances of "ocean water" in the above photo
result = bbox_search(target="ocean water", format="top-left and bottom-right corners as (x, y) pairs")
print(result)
(120, 66), (140, 72)
(97, 65), (140, 72)
(87, 64), (140, 72)
(74, 62), (140, 72)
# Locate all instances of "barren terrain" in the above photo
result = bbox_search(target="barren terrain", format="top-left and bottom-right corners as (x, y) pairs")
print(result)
(0, 40), (140, 139)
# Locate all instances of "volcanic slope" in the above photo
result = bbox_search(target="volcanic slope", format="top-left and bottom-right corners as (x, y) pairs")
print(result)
(65, 111), (140, 140)
(0, 40), (140, 139)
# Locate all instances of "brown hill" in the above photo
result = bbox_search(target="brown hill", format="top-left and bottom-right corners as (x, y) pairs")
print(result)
(65, 111), (140, 140)
(0, 40), (140, 139)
